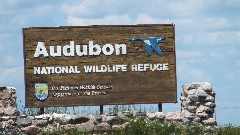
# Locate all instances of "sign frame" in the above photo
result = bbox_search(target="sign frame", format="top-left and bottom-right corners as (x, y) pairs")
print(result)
(23, 24), (177, 107)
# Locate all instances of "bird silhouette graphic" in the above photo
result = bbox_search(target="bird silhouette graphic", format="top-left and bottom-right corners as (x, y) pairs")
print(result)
(128, 36), (165, 56)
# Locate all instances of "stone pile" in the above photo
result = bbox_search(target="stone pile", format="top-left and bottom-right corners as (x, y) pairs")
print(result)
(165, 82), (216, 126)
(0, 87), (20, 134)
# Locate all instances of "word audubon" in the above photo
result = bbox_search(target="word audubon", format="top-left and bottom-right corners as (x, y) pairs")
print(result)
(34, 41), (127, 57)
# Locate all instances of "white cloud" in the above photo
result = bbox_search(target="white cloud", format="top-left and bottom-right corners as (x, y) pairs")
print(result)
(135, 14), (172, 24)
(177, 50), (202, 59)
(178, 60), (212, 82)
(0, 66), (24, 86)
(67, 14), (132, 26)
(210, 52), (224, 59)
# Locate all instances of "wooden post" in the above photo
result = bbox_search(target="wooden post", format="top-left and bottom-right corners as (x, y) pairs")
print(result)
(100, 105), (103, 114)
(158, 103), (162, 112)
(39, 108), (44, 115)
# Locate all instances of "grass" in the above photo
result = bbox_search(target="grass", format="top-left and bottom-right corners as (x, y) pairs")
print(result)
(16, 104), (240, 135)
(38, 118), (240, 135)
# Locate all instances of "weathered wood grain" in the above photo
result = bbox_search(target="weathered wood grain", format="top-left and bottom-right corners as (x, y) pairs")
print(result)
(23, 24), (177, 107)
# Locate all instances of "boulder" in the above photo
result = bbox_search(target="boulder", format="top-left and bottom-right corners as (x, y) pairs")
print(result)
(4, 106), (18, 116)
(188, 95), (199, 102)
(187, 106), (197, 113)
(76, 122), (95, 132)
(32, 119), (48, 127)
(202, 118), (216, 125)
(53, 113), (73, 124)
(165, 112), (182, 121)
(196, 112), (208, 118)
(205, 96), (215, 102)
(72, 114), (90, 124)
(183, 82), (212, 91)
(22, 125), (41, 135)
(155, 112), (165, 119)
(205, 102), (216, 108)
(94, 122), (111, 131)
(16, 118), (32, 127)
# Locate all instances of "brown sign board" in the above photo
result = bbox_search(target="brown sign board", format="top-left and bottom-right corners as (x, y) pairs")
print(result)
(23, 24), (177, 107)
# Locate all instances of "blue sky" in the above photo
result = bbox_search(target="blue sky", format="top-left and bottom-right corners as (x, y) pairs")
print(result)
(0, 0), (240, 125)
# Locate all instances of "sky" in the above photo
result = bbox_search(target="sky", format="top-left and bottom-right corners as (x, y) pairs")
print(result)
(0, 0), (240, 125)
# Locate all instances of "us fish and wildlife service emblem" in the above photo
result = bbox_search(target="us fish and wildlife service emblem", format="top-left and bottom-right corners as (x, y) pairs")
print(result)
(35, 83), (48, 100)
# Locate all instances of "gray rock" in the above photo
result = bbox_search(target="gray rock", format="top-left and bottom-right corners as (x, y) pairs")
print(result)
(155, 112), (165, 119)
(103, 115), (126, 125)
(94, 122), (111, 131)
(20, 114), (27, 118)
(180, 96), (186, 101)
(0, 100), (4, 108)
(76, 122), (95, 132)
(202, 118), (216, 125)
(72, 114), (90, 124)
(188, 95), (199, 102)
(196, 112), (208, 118)
(32, 119), (48, 126)
(53, 114), (73, 124)
(182, 118), (191, 125)
(61, 124), (76, 131)
(133, 111), (146, 117)
(181, 110), (195, 120)
(117, 111), (129, 119)
(112, 124), (126, 131)
(183, 82), (212, 91)
(196, 105), (205, 113)
(1, 116), (10, 121)
(16, 118), (32, 127)
(193, 117), (201, 123)
(0, 86), (7, 91)
(22, 125), (41, 135)
(0, 122), (3, 129)
(146, 112), (164, 120)
(93, 115), (103, 125)
(35, 115), (43, 120)
(196, 105), (214, 114)
(4, 106), (18, 116)
(205, 96), (215, 102)
(205, 102), (216, 108)
(187, 106), (196, 113)
(10, 116), (18, 120)
(147, 113), (156, 120)
(182, 83), (192, 91)
(165, 112), (182, 121)
(122, 111), (133, 117)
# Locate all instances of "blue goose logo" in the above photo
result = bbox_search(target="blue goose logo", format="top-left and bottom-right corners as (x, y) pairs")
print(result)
(128, 36), (165, 56)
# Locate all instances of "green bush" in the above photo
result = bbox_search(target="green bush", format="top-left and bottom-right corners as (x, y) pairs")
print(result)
(218, 124), (240, 135)
(123, 117), (175, 135)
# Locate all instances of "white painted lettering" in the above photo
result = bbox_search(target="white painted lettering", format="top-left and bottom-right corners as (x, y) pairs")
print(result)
(50, 46), (61, 57)
(34, 42), (49, 57)
(63, 41), (74, 56)
(102, 44), (114, 55)
(115, 44), (127, 55)
(76, 45), (88, 56)
(89, 41), (101, 55)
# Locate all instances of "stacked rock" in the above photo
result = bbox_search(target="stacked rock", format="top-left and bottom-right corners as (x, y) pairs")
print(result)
(0, 86), (19, 116)
(0, 86), (20, 133)
(181, 82), (216, 125)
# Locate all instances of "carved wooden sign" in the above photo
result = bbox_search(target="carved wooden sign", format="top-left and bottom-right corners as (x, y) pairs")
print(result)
(23, 24), (177, 107)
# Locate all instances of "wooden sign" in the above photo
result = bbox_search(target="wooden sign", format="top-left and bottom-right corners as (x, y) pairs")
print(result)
(23, 24), (177, 107)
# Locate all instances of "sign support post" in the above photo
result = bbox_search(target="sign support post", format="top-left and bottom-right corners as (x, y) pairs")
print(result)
(158, 103), (163, 112)
(39, 108), (44, 115)
(100, 105), (103, 114)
